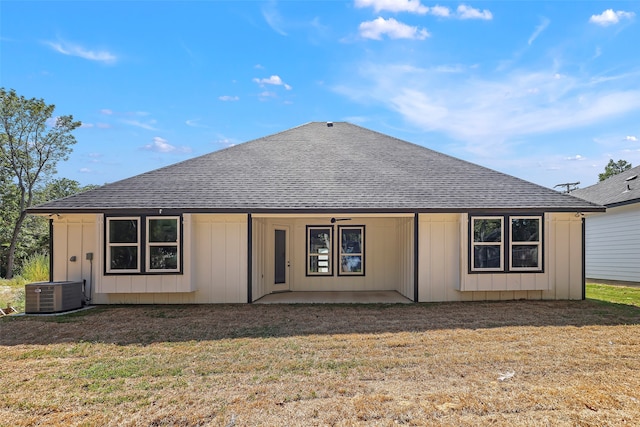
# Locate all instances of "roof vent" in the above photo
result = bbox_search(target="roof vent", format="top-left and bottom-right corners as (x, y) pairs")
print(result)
(326, 122), (333, 127)
(625, 175), (637, 181)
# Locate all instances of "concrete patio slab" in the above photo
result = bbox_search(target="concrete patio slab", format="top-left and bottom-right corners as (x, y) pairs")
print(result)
(254, 291), (412, 304)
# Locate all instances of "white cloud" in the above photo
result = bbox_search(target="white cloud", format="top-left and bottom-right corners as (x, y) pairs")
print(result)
(430, 5), (451, 18)
(262, 1), (287, 35)
(589, 9), (635, 26)
(141, 137), (192, 154)
(354, 0), (429, 14)
(45, 117), (59, 127)
(625, 135), (638, 142)
(215, 136), (237, 147)
(253, 75), (292, 90)
(185, 119), (209, 128)
(100, 109), (113, 115)
(96, 123), (111, 129)
(566, 155), (585, 161)
(457, 4), (493, 20)
(359, 17), (430, 40)
(334, 63), (640, 156)
(258, 91), (277, 100)
(79, 168), (93, 173)
(219, 95), (240, 101)
(80, 122), (94, 128)
(121, 119), (158, 131)
(45, 40), (117, 64)
(528, 17), (550, 45)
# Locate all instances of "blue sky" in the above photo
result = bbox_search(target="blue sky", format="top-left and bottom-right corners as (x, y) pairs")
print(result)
(2, 1), (639, 190)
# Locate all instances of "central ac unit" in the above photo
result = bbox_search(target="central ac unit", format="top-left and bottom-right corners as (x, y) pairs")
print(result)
(25, 281), (84, 314)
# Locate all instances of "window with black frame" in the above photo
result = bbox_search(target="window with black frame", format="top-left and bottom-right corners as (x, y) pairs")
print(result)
(307, 226), (333, 276)
(470, 215), (543, 273)
(510, 216), (542, 271)
(105, 215), (181, 274)
(339, 226), (364, 276)
(106, 217), (140, 273)
(146, 217), (180, 272)
(471, 217), (504, 271)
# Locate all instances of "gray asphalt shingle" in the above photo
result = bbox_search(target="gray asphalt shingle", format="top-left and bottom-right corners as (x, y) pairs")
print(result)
(571, 164), (640, 207)
(29, 122), (603, 213)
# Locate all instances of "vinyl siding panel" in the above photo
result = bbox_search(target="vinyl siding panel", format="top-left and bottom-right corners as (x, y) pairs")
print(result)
(585, 204), (640, 283)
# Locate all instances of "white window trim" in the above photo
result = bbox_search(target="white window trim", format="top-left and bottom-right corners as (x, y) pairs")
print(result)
(106, 217), (141, 274)
(338, 225), (365, 276)
(145, 216), (181, 273)
(307, 226), (333, 276)
(470, 216), (504, 272)
(509, 216), (542, 272)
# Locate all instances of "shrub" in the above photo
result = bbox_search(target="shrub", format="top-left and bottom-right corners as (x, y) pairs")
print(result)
(20, 253), (50, 283)
(0, 276), (26, 312)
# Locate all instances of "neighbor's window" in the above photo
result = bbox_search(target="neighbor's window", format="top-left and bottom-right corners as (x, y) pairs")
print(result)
(470, 215), (543, 273)
(146, 216), (180, 272)
(510, 216), (542, 271)
(307, 226), (333, 275)
(106, 215), (182, 274)
(339, 226), (365, 276)
(106, 217), (141, 273)
(471, 217), (504, 271)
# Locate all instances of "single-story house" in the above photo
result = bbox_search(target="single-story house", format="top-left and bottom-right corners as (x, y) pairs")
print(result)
(571, 165), (640, 284)
(28, 122), (604, 304)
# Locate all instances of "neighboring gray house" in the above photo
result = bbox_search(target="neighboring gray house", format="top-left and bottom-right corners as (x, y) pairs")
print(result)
(28, 122), (603, 303)
(572, 165), (640, 284)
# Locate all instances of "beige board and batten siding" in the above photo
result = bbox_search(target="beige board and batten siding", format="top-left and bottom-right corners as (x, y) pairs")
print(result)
(585, 204), (640, 283)
(51, 214), (97, 295)
(417, 213), (584, 302)
(53, 214), (248, 304)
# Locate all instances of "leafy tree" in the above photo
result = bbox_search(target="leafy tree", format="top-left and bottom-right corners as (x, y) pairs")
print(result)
(0, 178), (94, 277)
(599, 159), (632, 182)
(0, 88), (81, 278)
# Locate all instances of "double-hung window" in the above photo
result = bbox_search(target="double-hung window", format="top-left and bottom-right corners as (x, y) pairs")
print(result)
(307, 226), (333, 275)
(146, 217), (180, 272)
(471, 217), (504, 271)
(470, 215), (543, 273)
(509, 216), (542, 271)
(107, 217), (141, 273)
(106, 215), (181, 274)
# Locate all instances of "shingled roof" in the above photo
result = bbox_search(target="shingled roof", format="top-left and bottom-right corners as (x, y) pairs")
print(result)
(571, 164), (640, 208)
(29, 122), (603, 214)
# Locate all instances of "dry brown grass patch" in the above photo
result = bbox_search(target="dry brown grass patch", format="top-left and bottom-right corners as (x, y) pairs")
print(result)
(1, 300), (639, 426)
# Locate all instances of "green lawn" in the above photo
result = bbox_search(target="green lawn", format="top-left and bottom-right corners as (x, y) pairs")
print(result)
(586, 282), (640, 307)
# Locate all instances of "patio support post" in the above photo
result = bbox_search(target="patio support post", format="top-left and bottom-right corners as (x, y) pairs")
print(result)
(247, 213), (253, 303)
(49, 218), (54, 283)
(582, 217), (586, 301)
(414, 213), (419, 302)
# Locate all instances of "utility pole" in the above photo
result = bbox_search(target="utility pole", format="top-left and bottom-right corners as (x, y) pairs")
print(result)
(554, 182), (580, 193)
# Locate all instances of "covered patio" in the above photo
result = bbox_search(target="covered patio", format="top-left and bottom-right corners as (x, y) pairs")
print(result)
(253, 290), (412, 304)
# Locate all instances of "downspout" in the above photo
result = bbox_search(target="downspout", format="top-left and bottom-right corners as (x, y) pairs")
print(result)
(247, 213), (253, 303)
(582, 217), (586, 300)
(48, 218), (54, 283)
(413, 213), (419, 302)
